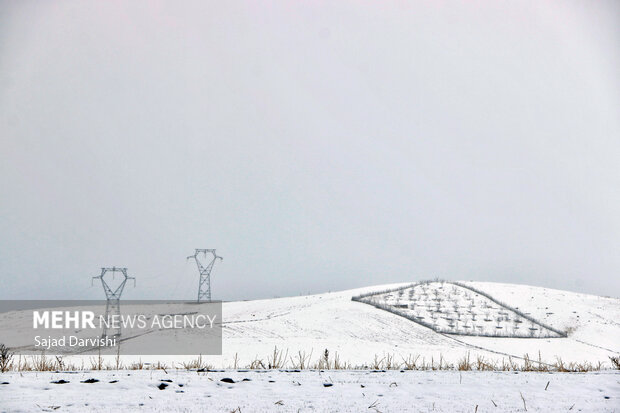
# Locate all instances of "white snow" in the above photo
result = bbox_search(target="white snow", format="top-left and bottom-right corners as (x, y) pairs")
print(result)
(206, 281), (619, 368)
(355, 281), (564, 338)
(1, 370), (618, 412)
(0, 281), (618, 368)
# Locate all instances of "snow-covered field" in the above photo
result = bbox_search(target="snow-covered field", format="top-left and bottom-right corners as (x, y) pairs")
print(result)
(1, 281), (619, 412)
(1, 281), (619, 368)
(1, 370), (618, 412)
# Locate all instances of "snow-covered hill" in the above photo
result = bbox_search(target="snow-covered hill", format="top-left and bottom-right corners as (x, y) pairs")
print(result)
(211, 281), (619, 368)
(1, 281), (618, 368)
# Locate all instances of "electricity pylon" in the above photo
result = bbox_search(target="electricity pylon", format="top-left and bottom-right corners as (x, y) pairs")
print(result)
(92, 267), (135, 338)
(187, 249), (222, 303)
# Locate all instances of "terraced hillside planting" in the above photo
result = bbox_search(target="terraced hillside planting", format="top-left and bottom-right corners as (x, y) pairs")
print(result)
(4, 281), (615, 370)
(352, 281), (566, 338)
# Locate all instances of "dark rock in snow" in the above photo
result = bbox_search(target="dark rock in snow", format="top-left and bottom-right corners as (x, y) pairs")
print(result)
(160, 379), (173, 383)
(220, 378), (235, 383)
(81, 378), (99, 383)
(109, 380), (118, 384)
(51, 380), (69, 384)
(323, 383), (333, 387)
(242, 378), (251, 382)
(157, 383), (169, 390)
(0, 382), (9, 385)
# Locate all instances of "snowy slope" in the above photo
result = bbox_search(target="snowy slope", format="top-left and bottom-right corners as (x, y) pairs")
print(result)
(0, 282), (618, 368)
(208, 281), (619, 367)
(463, 281), (620, 351)
(451, 281), (620, 365)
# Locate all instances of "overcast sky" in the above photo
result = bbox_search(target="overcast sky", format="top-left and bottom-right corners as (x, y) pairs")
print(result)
(1, 1), (619, 301)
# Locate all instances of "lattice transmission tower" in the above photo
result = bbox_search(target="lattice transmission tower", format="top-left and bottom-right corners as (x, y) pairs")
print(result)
(187, 249), (222, 303)
(92, 267), (135, 338)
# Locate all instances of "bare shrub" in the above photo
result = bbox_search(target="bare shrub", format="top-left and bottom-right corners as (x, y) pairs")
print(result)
(267, 346), (288, 369)
(33, 352), (56, 371)
(401, 354), (420, 370)
(89, 351), (104, 370)
(384, 353), (399, 370)
(370, 354), (384, 370)
(312, 348), (337, 370)
(248, 357), (266, 369)
(0, 344), (14, 372)
(55, 356), (64, 371)
(290, 350), (312, 370)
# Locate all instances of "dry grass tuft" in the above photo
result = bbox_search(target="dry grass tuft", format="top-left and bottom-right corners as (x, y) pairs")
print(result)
(0, 348), (612, 373)
(457, 352), (471, 371)
(180, 355), (212, 371)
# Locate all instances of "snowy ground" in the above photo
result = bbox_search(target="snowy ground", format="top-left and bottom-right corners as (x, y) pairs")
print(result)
(1, 281), (619, 368)
(206, 281), (620, 368)
(1, 282), (619, 412)
(1, 370), (618, 412)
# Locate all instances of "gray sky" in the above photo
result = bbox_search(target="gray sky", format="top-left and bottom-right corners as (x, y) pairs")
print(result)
(1, 1), (619, 301)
